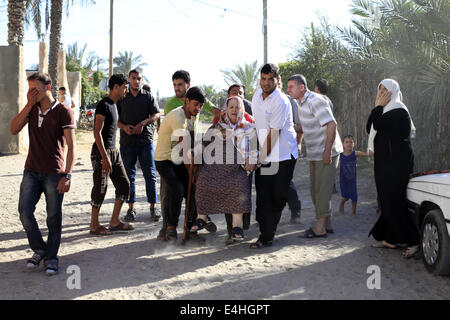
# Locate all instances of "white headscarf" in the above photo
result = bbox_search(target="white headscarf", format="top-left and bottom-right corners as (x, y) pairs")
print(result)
(367, 79), (416, 153)
(219, 96), (258, 164)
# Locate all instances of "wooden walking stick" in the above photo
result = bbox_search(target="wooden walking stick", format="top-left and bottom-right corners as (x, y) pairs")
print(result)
(182, 156), (195, 244)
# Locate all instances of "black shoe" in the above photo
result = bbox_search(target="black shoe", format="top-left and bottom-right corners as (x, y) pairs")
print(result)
(150, 207), (160, 222)
(124, 208), (136, 222)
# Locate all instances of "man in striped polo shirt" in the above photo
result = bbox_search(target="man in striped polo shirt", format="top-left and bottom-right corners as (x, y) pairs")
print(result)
(287, 74), (343, 238)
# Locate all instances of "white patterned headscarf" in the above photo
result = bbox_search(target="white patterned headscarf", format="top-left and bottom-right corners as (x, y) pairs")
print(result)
(368, 79), (416, 153)
(219, 96), (258, 164)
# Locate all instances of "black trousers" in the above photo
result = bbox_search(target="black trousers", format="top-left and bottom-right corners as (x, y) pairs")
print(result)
(287, 180), (301, 216)
(156, 160), (196, 230)
(255, 157), (297, 243)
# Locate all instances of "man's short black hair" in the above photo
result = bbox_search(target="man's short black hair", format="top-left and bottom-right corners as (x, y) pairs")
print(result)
(315, 79), (329, 94)
(185, 86), (206, 104)
(227, 84), (246, 95)
(108, 74), (128, 90)
(172, 70), (190, 83)
(343, 134), (355, 142)
(260, 63), (280, 78)
(27, 72), (51, 86)
(59, 87), (66, 92)
(129, 69), (142, 76)
(288, 74), (308, 89)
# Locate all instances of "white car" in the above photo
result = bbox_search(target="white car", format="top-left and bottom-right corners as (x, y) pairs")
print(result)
(407, 172), (450, 275)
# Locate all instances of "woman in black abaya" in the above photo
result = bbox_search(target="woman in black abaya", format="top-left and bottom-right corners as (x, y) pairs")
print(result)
(366, 79), (420, 258)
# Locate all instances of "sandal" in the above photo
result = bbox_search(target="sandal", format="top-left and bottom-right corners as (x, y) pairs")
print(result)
(108, 222), (134, 232)
(166, 227), (178, 241)
(45, 262), (59, 276)
(190, 218), (208, 232)
(90, 225), (112, 236)
(299, 228), (327, 239)
(232, 227), (244, 241)
(26, 253), (45, 269)
(205, 218), (217, 233)
(156, 229), (167, 241)
(402, 245), (420, 259)
(249, 240), (272, 249)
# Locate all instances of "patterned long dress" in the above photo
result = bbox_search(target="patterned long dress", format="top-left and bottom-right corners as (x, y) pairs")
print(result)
(195, 124), (252, 215)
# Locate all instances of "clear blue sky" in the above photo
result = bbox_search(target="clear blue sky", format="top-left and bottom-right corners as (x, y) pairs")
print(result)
(0, 0), (355, 97)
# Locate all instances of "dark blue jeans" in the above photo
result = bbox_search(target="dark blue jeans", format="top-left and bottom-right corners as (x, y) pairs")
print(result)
(18, 170), (64, 266)
(120, 143), (158, 204)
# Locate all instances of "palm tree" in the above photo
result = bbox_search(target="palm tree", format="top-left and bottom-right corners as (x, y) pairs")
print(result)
(220, 60), (259, 99)
(113, 51), (148, 75)
(24, 0), (96, 95)
(47, 0), (64, 96)
(341, 0), (449, 170)
(6, 0), (27, 46)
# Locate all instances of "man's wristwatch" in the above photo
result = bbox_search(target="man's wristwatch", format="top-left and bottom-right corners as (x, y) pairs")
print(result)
(64, 173), (72, 180)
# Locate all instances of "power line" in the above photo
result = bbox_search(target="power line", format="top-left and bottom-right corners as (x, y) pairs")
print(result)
(168, 0), (211, 29)
(190, 0), (303, 29)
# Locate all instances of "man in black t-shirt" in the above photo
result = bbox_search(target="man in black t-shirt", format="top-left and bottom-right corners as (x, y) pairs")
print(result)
(89, 74), (134, 236)
(118, 69), (161, 222)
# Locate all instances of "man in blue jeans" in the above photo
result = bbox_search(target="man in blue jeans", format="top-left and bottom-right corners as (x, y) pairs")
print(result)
(118, 69), (160, 222)
(10, 72), (76, 276)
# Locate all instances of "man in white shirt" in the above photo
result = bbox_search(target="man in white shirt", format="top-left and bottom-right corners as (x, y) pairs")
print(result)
(287, 74), (343, 239)
(58, 87), (72, 109)
(250, 63), (298, 249)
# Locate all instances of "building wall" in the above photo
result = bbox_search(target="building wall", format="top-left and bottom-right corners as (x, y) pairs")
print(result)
(67, 71), (82, 127)
(0, 45), (28, 154)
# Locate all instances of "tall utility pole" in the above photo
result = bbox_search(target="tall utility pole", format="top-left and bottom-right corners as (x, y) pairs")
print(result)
(263, 0), (267, 64)
(109, 0), (114, 77)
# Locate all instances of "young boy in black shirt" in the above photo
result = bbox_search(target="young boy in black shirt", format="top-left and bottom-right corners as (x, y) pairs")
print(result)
(89, 74), (134, 235)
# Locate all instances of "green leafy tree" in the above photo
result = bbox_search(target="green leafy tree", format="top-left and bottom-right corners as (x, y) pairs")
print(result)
(24, 0), (96, 95)
(279, 18), (352, 104)
(340, 0), (449, 170)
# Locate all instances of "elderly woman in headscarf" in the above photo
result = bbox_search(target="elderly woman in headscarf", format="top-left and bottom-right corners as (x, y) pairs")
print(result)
(192, 96), (258, 241)
(366, 79), (420, 258)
